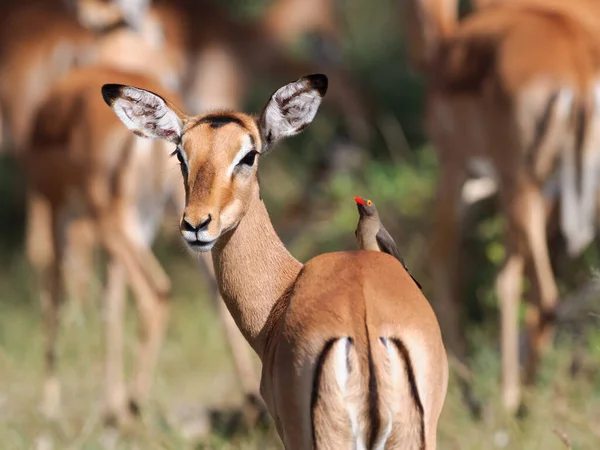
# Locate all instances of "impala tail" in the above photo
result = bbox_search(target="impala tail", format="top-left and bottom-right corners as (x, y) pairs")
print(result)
(311, 333), (424, 449)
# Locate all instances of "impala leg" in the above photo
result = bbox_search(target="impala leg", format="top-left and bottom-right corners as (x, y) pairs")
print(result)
(430, 166), (467, 360)
(26, 192), (96, 307)
(129, 266), (169, 415)
(103, 258), (128, 425)
(200, 253), (260, 393)
(124, 242), (170, 413)
(40, 208), (66, 421)
(99, 227), (169, 415)
(198, 252), (264, 421)
(217, 300), (263, 398)
(64, 218), (96, 306)
(524, 291), (542, 387)
(25, 192), (62, 419)
(496, 247), (524, 414)
(496, 180), (531, 414)
(121, 238), (171, 298)
(430, 165), (479, 414)
(25, 191), (53, 270)
(521, 184), (558, 385)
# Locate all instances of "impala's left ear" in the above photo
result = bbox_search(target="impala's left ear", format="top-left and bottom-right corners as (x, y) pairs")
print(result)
(258, 74), (328, 152)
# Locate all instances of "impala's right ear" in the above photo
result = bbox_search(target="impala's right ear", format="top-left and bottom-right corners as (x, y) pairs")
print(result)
(101, 84), (185, 144)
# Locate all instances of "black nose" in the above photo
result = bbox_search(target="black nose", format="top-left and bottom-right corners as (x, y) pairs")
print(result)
(182, 214), (211, 232)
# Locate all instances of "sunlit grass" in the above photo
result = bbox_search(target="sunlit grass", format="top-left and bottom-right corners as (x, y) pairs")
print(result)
(1, 243), (599, 449)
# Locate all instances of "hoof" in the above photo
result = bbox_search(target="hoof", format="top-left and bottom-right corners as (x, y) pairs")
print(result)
(465, 395), (483, 421)
(128, 399), (141, 417)
(516, 402), (529, 420)
(103, 405), (135, 430)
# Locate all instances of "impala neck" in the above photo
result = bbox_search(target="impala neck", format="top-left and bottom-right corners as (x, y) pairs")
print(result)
(211, 189), (302, 359)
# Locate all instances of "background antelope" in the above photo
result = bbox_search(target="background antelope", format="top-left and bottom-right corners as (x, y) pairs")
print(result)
(402, 0), (600, 413)
(20, 0), (189, 424)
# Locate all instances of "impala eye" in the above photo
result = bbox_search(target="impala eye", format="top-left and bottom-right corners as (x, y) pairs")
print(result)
(172, 150), (182, 163)
(238, 150), (258, 167)
(171, 148), (187, 175)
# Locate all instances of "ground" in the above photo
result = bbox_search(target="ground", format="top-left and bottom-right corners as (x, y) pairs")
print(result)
(0, 237), (599, 450)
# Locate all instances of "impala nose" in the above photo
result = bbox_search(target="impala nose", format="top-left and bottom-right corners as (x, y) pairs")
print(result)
(181, 214), (211, 232)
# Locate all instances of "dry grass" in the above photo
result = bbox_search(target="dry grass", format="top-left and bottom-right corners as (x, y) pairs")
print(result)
(0, 242), (599, 450)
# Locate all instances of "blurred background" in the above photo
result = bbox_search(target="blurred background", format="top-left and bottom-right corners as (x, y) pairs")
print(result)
(0, 0), (599, 448)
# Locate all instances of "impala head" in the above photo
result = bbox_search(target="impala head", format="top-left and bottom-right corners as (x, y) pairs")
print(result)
(102, 74), (328, 251)
(354, 196), (377, 218)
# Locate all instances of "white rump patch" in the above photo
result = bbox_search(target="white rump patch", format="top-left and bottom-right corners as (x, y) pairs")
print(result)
(560, 82), (600, 256)
(331, 338), (365, 450)
(372, 338), (396, 450)
(333, 338), (350, 395)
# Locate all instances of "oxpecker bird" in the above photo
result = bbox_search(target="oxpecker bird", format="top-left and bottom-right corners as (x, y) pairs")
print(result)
(354, 196), (422, 290)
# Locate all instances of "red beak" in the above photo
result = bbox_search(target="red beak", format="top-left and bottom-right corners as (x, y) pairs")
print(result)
(354, 196), (365, 205)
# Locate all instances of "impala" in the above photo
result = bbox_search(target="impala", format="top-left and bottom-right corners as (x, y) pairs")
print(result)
(402, 0), (600, 412)
(103, 73), (448, 449)
(19, 2), (198, 424)
(0, 0), (265, 421)
(24, 66), (184, 425)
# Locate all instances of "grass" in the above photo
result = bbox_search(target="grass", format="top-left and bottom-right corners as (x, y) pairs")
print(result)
(1, 144), (599, 449)
(0, 237), (599, 450)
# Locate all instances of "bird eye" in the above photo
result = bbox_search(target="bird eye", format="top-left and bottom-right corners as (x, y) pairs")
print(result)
(367, 200), (372, 206)
(238, 150), (258, 167)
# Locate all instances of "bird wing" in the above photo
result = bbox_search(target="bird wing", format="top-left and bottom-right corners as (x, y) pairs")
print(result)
(376, 227), (423, 290)
(376, 227), (404, 262)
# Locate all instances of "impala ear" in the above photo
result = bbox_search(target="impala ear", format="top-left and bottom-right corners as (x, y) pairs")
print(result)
(101, 84), (185, 143)
(258, 74), (328, 152)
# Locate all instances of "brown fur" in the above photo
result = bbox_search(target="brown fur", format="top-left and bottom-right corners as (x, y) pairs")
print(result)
(0, 0), (97, 153)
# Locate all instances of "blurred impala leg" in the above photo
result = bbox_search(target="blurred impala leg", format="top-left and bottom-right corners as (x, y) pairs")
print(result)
(197, 251), (266, 425)
(41, 208), (66, 422)
(104, 259), (128, 425)
(430, 160), (482, 416)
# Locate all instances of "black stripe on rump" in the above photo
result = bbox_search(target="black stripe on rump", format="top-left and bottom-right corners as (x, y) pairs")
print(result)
(366, 332), (381, 449)
(573, 102), (588, 196)
(390, 337), (425, 450)
(526, 90), (559, 168)
(310, 338), (337, 449)
(310, 337), (354, 449)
